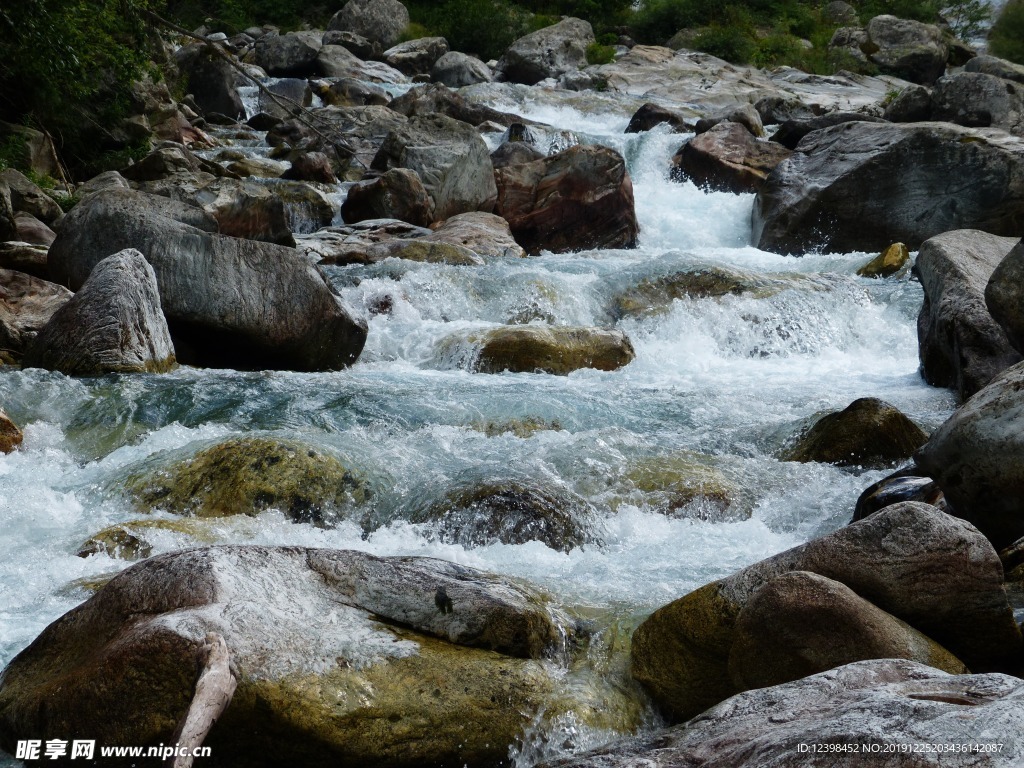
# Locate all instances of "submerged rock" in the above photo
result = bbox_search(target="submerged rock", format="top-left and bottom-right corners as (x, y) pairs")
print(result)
(782, 397), (927, 468)
(631, 502), (1020, 722)
(620, 453), (741, 521)
(24, 249), (176, 376)
(754, 122), (1024, 255)
(916, 361), (1024, 550)
(543, 659), (1024, 767)
(916, 229), (1021, 399)
(413, 480), (599, 552)
(126, 437), (370, 525)
(77, 518), (217, 560)
(495, 145), (639, 254)
(0, 546), (570, 766)
(0, 409), (22, 453)
(473, 325), (635, 375)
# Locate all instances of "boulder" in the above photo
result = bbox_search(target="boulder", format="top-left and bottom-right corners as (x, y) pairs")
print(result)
(254, 31), (323, 77)
(77, 519), (213, 560)
(753, 122), (1024, 255)
(127, 437), (370, 524)
(317, 77), (391, 108)
(965, 54), (1024, 86)
(316, 44), (409, 83)
(226, 155), (289, 178)
(185, 178), (295, 246)
(328, 0), (410, 49)
(542, 660), (1024, 767)
(173, 44), (246, 119)
(341, 168), (432, 227)
(857, 242), (909, 278)
(0, 169), (62, 225)
(358, 239), (483, 266)
(473, 325), (635, 375)
(282, 151), (338, 184)
(932, 71), (1024, 134)
(672, 122), (793, 194)
(495, 18), (595, 86)
(272, 105), (408, 175)
(987, 239), (1024, 354)
(411, 480), (599, 552)
(865, 15), (950, 84)
(612, 266), (779, 319)
(916, 361), (1024, 549)
(431, 51), (492, 87)
(257, 77), (312, 120)
(46, 188), (367, 372)
(78, 170), (131, 197)
(0, 546), (568, 766)
(0, 269), (72, 358)
(296, 219), (433, 264)
(824, 0), (858, 24)
(916, 230), (1021, 399)
(728, 571), (967, 692)
(0, 410), (22, 453)
(273, 180), (337, 233)
(425, 212), (525, 260)
(693, 104), (764, 137)
(630, 502), (1021, 722)
(624, 103), (693, 133)
(383, 37), (449, 77)
(883, 83), (933, 122)
(321, 29), (379, 60)
(23, 249), (176, 376)
(620, 453), (740, 521)
(782, 397), (928, 468)
(769, 113), (887, 150)
(13, 212), (55, 247)
(853, 467), (945, 522)
(372, 114), (497, 222)
(490, 141), (545, 169)
(0, 181), (14, 242)
(389, 83), (524, 128)
(0, 242), (49, 281)
(495, 145), (639, 254)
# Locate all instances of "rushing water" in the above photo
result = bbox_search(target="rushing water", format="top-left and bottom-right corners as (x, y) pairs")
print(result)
(0, 88), (957, 765)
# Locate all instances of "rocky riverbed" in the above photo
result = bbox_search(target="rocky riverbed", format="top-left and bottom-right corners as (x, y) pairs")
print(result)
(2, 0), (1024, 765)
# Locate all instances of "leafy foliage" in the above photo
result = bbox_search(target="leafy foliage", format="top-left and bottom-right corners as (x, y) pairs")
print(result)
(989, 0), (1024, 63)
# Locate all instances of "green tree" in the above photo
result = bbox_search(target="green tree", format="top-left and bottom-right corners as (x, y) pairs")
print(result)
(989, 0), (1024, 63)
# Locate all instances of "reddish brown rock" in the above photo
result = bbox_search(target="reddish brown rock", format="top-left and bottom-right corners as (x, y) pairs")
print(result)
(0, 410), (22, 453)
(283, 152), (338, 184)
(342, 169), (432, 227)
(494, 145), (639, 254)
(672, 122), (793, 194)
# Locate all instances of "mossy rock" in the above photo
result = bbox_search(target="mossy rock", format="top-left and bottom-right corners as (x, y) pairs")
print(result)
(613, 267), (778, 319)
(782, 398), (928, 468)
(126, 437), (370, 525)
(857, 242), (910, 278)
(412, 480), (600, 553)
(77, 518), (219, 560)
(473, 326), (635, 375)
(470, 417), (563, 438)
(620, 453), (745, 521)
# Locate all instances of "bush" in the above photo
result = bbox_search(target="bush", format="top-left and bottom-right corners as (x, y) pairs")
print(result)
(693, 23), (757, 64)
(405, 0), (531, 60)
(989, 0), (1024, 64)
(586, 42), (617, 64)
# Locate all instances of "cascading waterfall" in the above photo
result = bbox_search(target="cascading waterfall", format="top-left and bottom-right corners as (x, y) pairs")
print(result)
(0, 88), (958, 766)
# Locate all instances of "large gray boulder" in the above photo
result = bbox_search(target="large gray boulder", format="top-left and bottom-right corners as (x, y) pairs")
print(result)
(987, 239), (1024, 353)
(916, 230), (1021, 400)
(23, 249), (175, 376)
(932, 71), (1024, 135)
(316, 44), (409, 83)
(46, 188), (366, 371)
(173, 44), (246, 119)
(328, 0), (410, 49)
(542, 660), (1024, 767)
(916, 360), (1024, 549)
(341, 168), (432, 227)
(0, 546), (571, 766)
(0, 169), (62, 225)
(0, 180), (14, 242)
(865, 15), (950, 84)
(371, 114), (497, 223)
(495, 18), (595, 86)
(0, 269), (72, 358)
(631, 502), (1020, 722)
(495, 145), (639, 254)
(254, 31), (323, 77)
(965, 54), (1024, 85)
(753, 122), (1024, 255)
(431, 51), (492, 87)
(382, 37), (449, 77)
